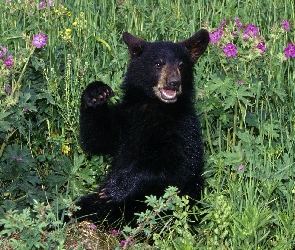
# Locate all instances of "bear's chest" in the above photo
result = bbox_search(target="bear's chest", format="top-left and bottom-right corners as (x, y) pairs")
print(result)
(117, 104), (197, 157)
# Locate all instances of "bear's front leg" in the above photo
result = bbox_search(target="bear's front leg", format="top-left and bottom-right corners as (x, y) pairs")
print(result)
(79, 81), (118, 155)
(98, 167), (169, 204)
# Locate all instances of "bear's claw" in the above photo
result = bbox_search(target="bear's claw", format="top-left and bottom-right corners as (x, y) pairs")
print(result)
(83, 83), (114, 107)
(99, 188), (113, 203)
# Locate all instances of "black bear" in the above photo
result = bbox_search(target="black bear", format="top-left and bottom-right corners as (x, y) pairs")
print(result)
(74, 29), (209, 225)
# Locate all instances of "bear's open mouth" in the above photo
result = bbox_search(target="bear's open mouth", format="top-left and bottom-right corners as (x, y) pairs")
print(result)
(160, 88), (177, 101)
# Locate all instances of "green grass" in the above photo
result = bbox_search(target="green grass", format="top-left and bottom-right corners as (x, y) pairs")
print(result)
(0, 0), (295, 249)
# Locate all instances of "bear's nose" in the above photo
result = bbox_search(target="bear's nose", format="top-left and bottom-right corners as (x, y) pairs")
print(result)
(167, 76), (181, 89)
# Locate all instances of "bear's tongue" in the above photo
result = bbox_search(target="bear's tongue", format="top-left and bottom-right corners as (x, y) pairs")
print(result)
(160, 88), (177, 100)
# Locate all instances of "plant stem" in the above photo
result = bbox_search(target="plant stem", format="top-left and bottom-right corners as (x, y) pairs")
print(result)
(233, 97), (238, 146)
(204, 111), (215, 155)
(11, 48), (35, 97)
(0, 142), (7, 158)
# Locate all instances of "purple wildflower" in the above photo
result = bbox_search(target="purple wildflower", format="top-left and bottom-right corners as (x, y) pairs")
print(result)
(38, 1), (46, 8)
(209, 29), (223, 44)
(119, 240), (128, 247)
(32, 33), (48, 48)
(23, 108), (29, 113)
(223, 43), (237, 57)
(10, 156), (23, 162)
(234, 17), (242, 30)
(38, 0), (53, 9)
(243, 24), (259, 40)
(256, 43), (266, 53)
(109, 230), (121, 235)
(284, 43), (295, 58)
(237, 21), (243, 30)
(89, 223), (96, 230)
(6, 85), (12, 94)
(282, 19), (290, 31)
(219, 18), (226, 29)
(238, 165), (244, 170)
(4, 55), (13, 67)
(119, 238), (134, 248)
(232, 31), (238, 36)
(242, 33), (248, 40)
(0, 46), (7, 59)
(238, 80), (243, 85)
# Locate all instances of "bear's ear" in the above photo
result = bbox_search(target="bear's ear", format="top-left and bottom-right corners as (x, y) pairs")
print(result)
(123, 32), (147, 59)
(178, 29), (210, 63)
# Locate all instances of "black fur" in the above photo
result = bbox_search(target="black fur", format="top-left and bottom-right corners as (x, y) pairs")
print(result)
(74, 29), (209, 225)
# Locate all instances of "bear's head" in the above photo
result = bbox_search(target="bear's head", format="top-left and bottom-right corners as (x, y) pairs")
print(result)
(122, 30), (209, 104)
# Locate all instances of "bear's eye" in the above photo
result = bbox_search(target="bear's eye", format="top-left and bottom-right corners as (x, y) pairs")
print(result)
(155, 60), (164, 69)
(178, 62), (184, 70)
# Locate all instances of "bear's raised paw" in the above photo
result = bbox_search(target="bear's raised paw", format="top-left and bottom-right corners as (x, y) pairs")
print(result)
(82, 81), (114, 107)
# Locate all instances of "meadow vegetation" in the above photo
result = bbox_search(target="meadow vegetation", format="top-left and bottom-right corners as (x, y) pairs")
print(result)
(0, 0), (294, 249)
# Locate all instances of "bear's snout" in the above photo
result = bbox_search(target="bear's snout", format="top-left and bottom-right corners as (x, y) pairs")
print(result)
(167, 76), (181, 90)
(152, 64), (183, 103)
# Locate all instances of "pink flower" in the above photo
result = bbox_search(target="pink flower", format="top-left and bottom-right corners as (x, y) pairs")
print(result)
(6, 85), (12, 94)
(234, 17), (242, 30)
(4, 55), (13, 67)
(256, 43), (266, 53)
(242, 33), (248, 40)
(38, 1), (46, 8)
(38, 0), (53, 9)
(282, 19), (290, 31)
(0, 46), (7, 59)
(243, 24), (259, 40)
(237, 22), (243, 30)
(238, 80), (243, 85)
(119, 240), (128, 247)
(219, 18), (226, 29)
(119, 238), (134, 248)
(284, 43), (295, 58)
(89, 223), (96, 230)
(238, 165), (244, 170)
(210, 29), (223, 44)
(32, 33), (48, 48)
(223, 43), (237, 57)
(109, 229), (121, 235)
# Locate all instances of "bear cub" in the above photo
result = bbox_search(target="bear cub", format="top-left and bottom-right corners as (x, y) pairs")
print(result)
(74, 29), (209, 225)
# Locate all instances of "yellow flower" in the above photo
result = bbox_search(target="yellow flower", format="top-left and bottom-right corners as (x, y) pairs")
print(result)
(67, 12), (72, 17)
(54, 9), (59, 13)
(65, 28), (72, 33)
(73, 21), (78, 26)
(61, 143), (70, 156)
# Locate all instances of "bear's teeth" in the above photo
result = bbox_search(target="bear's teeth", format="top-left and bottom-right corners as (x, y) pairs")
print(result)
(160, 88), (177, 99)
